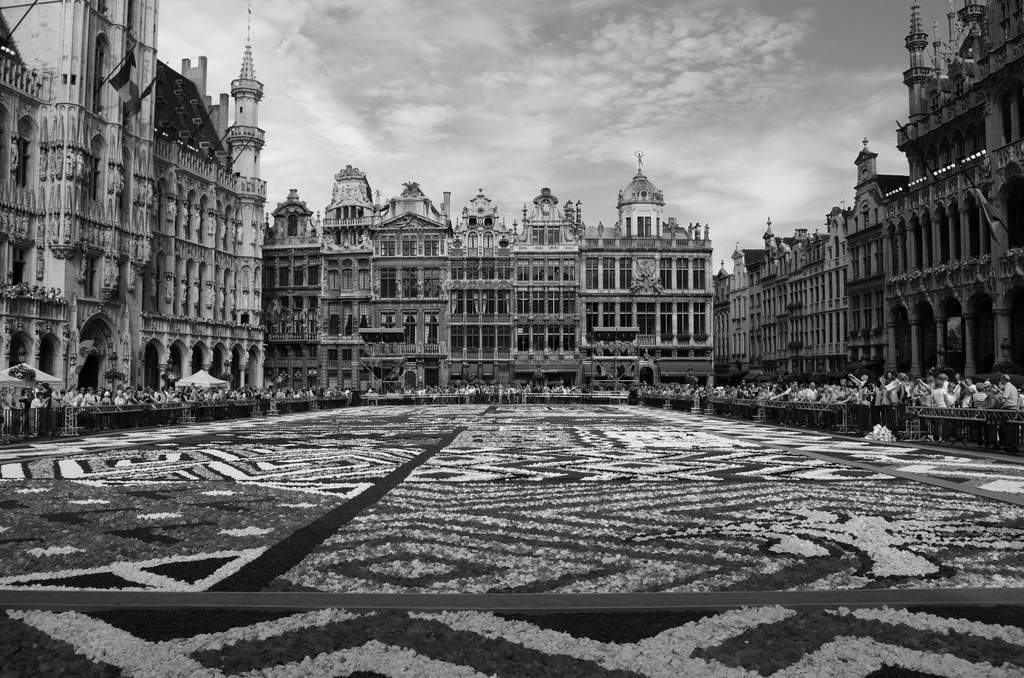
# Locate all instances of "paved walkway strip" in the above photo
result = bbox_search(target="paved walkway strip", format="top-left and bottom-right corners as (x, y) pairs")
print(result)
(2, 587), (1023, 612)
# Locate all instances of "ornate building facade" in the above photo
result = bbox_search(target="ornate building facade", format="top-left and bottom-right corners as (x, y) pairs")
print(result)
(580, 169), (715, 386)
(0, 2), (265, 389)
(264, 163), (716, 390)
(885, 0), (1019, 377)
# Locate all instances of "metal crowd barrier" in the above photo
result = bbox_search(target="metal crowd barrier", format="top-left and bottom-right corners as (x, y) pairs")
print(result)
(686, 397), (1024, 451)
(363, 392), (632, 406)
(0, 397), (351, 444)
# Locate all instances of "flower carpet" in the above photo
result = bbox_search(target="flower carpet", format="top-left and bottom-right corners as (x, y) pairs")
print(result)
(2, 404), (1024, 676)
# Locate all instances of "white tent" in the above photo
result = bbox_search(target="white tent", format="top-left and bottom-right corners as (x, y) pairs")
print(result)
(0, 362), (62, 387)
(174, 369), (227, 388)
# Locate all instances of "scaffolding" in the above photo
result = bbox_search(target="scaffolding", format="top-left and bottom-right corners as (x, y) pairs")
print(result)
(586, 327), (640, 392)
(358, 329), (408, 394)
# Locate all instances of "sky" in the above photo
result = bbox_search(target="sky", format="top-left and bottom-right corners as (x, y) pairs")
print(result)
(157, 0), (939, 263)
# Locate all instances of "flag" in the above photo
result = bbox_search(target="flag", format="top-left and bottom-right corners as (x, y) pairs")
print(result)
(971, 187), (1009, 250)
(125, 75), (155, 117)
(109, 48), (139, 109)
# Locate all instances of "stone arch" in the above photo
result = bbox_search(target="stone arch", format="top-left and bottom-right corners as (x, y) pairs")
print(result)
(967, 292), (996, 373)
(190, 340), (209, 375)
(36, 333), (60, 380)
(938, 295), (965, 372)
(76, 314), (117, 389)
(891, 305), (911, 372)
(913, 300), (937, 371)
(142, 338), (164, 391)
(6, 330), (32, 368)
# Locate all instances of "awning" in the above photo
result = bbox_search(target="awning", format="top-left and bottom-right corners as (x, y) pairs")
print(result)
(717, 369), (747, 379)
(753, 373), (777, 382)
(449, 361), (463, 375)
(515, 363), (578, 373)
(482, 364), (494, 377)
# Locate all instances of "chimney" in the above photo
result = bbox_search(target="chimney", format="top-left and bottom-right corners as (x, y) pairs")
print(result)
(576, 201), (582, 225)
(443, 191), (451, 217)
(181, 56), (208, 99)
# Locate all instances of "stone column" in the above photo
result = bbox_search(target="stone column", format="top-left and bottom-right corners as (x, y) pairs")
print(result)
(886, 321), (898, 373)
(996, 308), (1013, 363)
(981, 202), (991, 256)
(935, 316), (947, 368)
(963, 312), (977, 374)
(907, 228), (918, 269)
(910, 319), (922, 376)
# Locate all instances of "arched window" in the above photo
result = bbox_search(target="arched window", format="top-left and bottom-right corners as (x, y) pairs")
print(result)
(287, 214), (298, 236)
(14, 118), (33, 189)
(93, 37), (108, 115)
(86, 136), (103, 200)
(1002, 90), (1014, 143)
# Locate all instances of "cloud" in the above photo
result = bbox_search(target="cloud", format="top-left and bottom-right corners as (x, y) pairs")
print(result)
(157, 0), (911, 251)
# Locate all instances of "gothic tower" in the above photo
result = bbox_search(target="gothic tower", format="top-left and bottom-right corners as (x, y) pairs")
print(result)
(228, 36), (266, 262)
(904, 0), (932, 122)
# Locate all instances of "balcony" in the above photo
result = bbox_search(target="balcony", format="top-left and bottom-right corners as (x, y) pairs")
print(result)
(268, 331), (321, 342)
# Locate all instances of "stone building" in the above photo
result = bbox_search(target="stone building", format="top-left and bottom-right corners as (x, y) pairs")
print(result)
(580, 168), (715, 386)
(449, 190), (514, 384)
(264, 189), (319, 389)
(0, 1), (265, 389)
(885, 0), (1021, 377)
(513, 187), (582, 385)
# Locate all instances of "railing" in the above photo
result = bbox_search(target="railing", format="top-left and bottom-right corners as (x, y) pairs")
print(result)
(364, 392), (630, 406)
(684, 397), (1024, 452)
(0, 397), (352, 444)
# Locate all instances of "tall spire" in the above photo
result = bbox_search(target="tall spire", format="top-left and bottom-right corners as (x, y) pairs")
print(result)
(240, 42), (256, 82)
(910, 0), (923, 35)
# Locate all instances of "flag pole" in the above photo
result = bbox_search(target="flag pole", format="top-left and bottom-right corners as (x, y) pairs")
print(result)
(96, 44), (135, 93)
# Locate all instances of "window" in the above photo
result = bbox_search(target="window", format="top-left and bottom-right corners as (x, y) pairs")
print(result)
(562, 289), (576, 314)
(451, 325), (464, 350)
(425, 312), (439, 343)
(659, 259), (672, 289)
(278, 266), (290, 286)
(516, 262), (529, 281)
(380, 268), (397, 298)
(466, 289), (479, 314)
(11, 246), (28, 284)
(563, 258), (575, 281)
(482, 326), (496, 350)
(379, 239), (396, 256)
(586, 302), (598, 331)
(677, 302), (690, 334)
(424, 239), (440, 256)
(693, 259), (706, 290)
(677, 258), (689, 289)
(452, 262), (465, 280)
(403, 311), (417, 343)
(92, 38), (107, 114)
(619, 258), (632, 289)
(637, 302), (655, 334)
(498, 326), (512, 350)
(423, 268), (440, 297)
(293, 266), (305, 286)
(86, 256), (99, 297)
(452, 290), (465, 315)
(466, 325), (480, 350)
(265, 268), (277, 287)
(287, 214), (298, 236)
(585, 258), (598, 289)
(483, 290), (496, 314)
(308, 265), (320, 287)
(497, 290), (510, 314)
(638, 216), (652, 237)
(602, 258), (615, 289)
(694, 302), (707, 334)
(402, 240), (417, 257)
(602, 303), (616, 328)
(402, 269), (417, 298)
(358, 261), (370, 289)
(660, 305), (673, 335)
(620, 302), (632, 327)
(625, 217), (632, 237)
(328, 304), (340, 335)
(380, 311), (396, 328)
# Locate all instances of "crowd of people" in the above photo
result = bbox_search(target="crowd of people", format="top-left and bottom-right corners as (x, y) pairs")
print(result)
(0, 382), (353, 438)
(0, 283), (69, 304)
(707, 372), (1022, 410)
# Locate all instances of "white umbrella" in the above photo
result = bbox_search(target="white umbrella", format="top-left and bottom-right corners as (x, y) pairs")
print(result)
(174, 369), (227, 388)
(0, 362), (62, 386)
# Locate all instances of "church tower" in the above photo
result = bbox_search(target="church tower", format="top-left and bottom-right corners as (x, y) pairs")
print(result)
(227, 35), (266, 261)
(903, 0), (932, 122)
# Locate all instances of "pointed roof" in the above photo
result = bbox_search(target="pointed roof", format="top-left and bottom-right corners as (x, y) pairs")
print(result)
(239, 40), (256, 81)
(154, 61), (223, 159)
